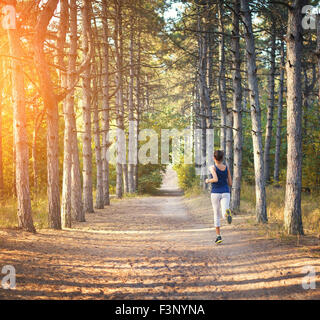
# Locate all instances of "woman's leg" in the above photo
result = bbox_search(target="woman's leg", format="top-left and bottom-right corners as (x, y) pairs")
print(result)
(221, 193), (231, 220)
(211, 193), (222, 235)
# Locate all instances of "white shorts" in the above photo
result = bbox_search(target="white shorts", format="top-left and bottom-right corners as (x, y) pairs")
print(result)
(210, 193), (230, 227)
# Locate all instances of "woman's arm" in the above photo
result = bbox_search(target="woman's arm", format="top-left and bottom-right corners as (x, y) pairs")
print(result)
(227, 167), (232, 187)
(205, 166), (218, 184)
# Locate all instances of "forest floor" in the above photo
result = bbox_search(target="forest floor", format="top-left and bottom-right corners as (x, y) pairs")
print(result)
(0, 167), (320, 299)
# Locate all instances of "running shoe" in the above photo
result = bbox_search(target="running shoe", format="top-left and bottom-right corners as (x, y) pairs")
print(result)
(215, 235), (222, 244)
(226, 209), (232, 224)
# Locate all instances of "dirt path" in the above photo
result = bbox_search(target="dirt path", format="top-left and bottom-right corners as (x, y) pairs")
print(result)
(0, 167), (319, 299)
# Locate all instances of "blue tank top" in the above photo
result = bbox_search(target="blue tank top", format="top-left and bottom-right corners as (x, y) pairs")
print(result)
(210, 164), (230, 194)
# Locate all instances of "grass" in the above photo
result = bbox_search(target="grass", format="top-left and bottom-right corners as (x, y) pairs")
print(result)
(240, 182), (320, 236)
(0, 193), (48, 230)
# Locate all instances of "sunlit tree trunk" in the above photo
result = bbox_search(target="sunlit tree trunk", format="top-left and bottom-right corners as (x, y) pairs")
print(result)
(0, 61), (4, 197)
(32, 111), (44, 195)
(81, 0), (94, 213)
(134, 21), (142, 192)
(8, 26), (35, 232)
(128, 13), (136, 193)
(33, 0), (61, 230)
(284, 0), (306, 235)
(230, 0), (242, 213)
(61, 0), (84, 226)
(60, 0), (72, 227)
(115, 0), (123, 199)
(240, 0), (267, 223)
(92, 62), (104, 209)
(102, 1), (110, 206)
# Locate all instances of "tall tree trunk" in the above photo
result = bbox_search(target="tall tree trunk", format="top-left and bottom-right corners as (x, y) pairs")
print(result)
(274, 39), (285, 183)
(0, 61), (4, 198)
(128, 12), (136, 193)
(115, 0), (123, 199)
(197, 7), (209, 186)
(58, 0), (72, 228)
(206, 29), (214, 171)
(61, 0), (84, 226)
(33, 0), (61, 230)
(71, 125), (84, 221)
(8, 26), (35, 232)
(264, 19), (276, 183)
(102, 0), (110, 206)
(81, 0), (94, 213)
(217, 0), (227, 155)
(134, 23), (141, 192)
(230, 0), (242, 213)
(93, 62), (104, 209)
(317, 15), (320, 103)
(284, 0), (306, 235)
(240, 0), (267, 223)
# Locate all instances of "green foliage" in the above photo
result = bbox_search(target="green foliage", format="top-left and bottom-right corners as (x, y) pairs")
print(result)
(173, 163), (197, 190)
(137, 164), (166, 194)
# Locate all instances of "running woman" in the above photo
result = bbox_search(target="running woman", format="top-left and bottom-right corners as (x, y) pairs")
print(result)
(205, 150), (232, 244)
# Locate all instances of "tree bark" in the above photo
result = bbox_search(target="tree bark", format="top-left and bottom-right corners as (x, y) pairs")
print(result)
(197, 6), (209, 186)
(60, 0), (72, 228)
(128, 12), (136, 194)
(102, 0), (110, 206)
(32, 110), (44, 195)
(317, 15), (320, 103)
(217, 0), (227, 155)
(33, 0), (61, 230)
(302, 63), (316, 138)
(61, 0), (84, 226)
(263, 19), (276, 183)
(284, 0), (306, 235)
(0, 60), (4, 197)
(115, 0), (123, 199)
(134, 22), (141, 192)
(81, 0), (94, 213)
(230, 0), (243, 213)
(274, 39), (285, 183)
(8, 27), (35, 232)
(92, 61), (104, 209)
(240, 0), (267, 223)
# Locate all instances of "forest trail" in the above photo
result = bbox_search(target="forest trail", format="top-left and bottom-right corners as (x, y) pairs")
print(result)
(0, 167), (319, 300)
